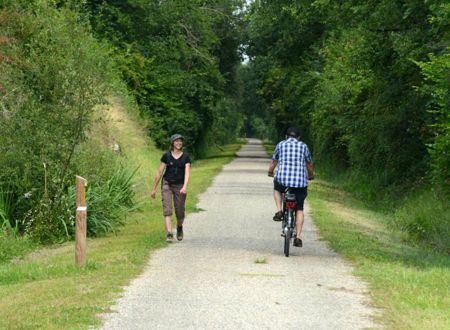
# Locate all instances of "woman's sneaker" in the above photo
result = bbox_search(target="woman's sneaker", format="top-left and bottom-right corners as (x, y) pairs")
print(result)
(176, 226), (183, 241)
(166, 232), (174, 243)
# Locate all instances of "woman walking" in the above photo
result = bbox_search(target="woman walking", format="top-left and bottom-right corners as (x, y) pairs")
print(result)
(151, 134), (191, 242)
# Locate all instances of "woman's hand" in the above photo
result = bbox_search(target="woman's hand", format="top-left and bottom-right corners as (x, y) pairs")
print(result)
(180, 186), (187, 194)
(150, 188), (157, 199)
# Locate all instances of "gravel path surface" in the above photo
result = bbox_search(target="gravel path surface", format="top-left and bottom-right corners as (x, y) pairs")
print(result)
(100, 139), (377, 329)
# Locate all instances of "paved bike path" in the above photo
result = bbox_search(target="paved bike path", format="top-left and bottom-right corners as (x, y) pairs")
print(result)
(101, 139), (377, 329)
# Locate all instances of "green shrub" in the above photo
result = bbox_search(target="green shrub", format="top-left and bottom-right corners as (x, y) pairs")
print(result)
(72, 139), (118, 185)
(86, 165), (138, 237)
(394, 189), (450, 253)
(0, 232), (34, 263)
(25, 194), (75, 244)
(25, 164), (138, 243)
(0, 182), (16, 233)
(0, 1), (121, 240)
(415, 50), (450, 195)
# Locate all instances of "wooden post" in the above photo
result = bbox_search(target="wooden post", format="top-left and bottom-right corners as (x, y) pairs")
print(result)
(75, 175), (88, 267)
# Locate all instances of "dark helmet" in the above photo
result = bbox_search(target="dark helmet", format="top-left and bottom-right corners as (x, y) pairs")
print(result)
(286, 127), (300, 138)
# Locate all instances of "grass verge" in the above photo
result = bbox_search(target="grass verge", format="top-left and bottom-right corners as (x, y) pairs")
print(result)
(309, 180), (450, 329)
(0, 98), (243, 330)
(264, 140), (449, 327)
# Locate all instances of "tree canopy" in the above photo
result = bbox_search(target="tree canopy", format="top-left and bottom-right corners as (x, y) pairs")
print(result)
(243, 0), (449, 196)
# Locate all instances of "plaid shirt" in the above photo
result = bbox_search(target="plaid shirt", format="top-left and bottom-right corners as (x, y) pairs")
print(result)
(272, 137), (312, 188)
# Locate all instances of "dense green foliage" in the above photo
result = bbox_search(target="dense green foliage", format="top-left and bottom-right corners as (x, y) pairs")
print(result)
(416, 49), (450, 194)
(0, 0), (245, 243)
(0, 0), (447, 251)
(84, 0), (245, 154)
(0, 231), (34, 263)
(0, 1), (136, 242)
(243, 0), (449, 251)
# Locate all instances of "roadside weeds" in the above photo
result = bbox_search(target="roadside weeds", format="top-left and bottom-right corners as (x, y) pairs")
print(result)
(309, 180), (450, 329)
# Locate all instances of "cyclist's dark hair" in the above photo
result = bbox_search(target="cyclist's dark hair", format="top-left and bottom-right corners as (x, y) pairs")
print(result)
(286, 127), (300, 138)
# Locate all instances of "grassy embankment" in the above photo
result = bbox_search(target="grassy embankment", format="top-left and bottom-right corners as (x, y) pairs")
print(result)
(0, 98), (243, 330)
(264, 143), (449, 329)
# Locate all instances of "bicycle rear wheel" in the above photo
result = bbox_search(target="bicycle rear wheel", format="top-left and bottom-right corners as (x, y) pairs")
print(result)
(284, 227), (291, 257)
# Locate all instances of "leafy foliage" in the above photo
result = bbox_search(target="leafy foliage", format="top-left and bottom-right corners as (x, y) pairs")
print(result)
(85, 0), (245, 153)
(1, 0), (244, 243)
(394, 189), (450, 253)
(243, 0), (449, 249)
(85, 165), (137, 237)
(416, 49), (450, 194)
(0, 1), (136, 242)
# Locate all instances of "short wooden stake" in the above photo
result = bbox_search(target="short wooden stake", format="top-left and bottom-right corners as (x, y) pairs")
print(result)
(75, 175), (88, 267)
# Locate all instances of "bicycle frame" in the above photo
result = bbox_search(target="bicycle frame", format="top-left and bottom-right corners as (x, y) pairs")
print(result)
(282, 188), (297, 256)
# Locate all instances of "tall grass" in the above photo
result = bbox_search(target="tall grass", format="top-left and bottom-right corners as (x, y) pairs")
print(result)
(321, 167), (450, 253)
(86, 165), (139, 236)
(0, 183), (16, 234)
(309, 180), (450, 329)
(0, 233), (34, 263)
(0, 182), (34, 262)
(394, 189), (450, 253)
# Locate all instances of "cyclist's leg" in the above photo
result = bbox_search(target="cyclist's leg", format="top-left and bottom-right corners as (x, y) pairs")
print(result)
(295, 211), (304, 238)
(273, 180), (284, 211)
(273, 190), (282, 212)
(294, 187), (308, 239)
(273, 180), (285, 221)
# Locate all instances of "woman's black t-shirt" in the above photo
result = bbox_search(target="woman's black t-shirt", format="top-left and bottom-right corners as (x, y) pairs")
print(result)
(161, 151), (191, 185)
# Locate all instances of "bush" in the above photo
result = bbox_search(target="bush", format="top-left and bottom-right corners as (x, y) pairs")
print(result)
(0, 232), (34, 263)
(25, 194), (75, 244)
(0, 182), (16, 233)
(394, 189), (450, 253)
(0, 1), (121, 240)
(24, 163), (138, 243)
(86, 165), (138, 237)
(416, 50), (450, 194)
(72, 139), (118, 186)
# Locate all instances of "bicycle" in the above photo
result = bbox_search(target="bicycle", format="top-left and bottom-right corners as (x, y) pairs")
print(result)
(281, 188), (297, 257)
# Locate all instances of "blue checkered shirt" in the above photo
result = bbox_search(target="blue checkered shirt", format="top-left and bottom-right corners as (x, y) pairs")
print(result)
(272, 137), (312, 188)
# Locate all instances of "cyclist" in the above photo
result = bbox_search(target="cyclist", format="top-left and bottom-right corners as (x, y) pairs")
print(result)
(268, 127), (314, 247)
(151, 134), (191, 242)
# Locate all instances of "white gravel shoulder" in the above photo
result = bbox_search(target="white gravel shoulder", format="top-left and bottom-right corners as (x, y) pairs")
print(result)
(100, 139), (378, 330)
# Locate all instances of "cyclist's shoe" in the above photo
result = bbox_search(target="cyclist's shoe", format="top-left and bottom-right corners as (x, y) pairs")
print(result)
(293, 238), (303, 247)
(166, 232), (174, 243)
(273, 211), (283, 222)
(176, 226), (183, 241)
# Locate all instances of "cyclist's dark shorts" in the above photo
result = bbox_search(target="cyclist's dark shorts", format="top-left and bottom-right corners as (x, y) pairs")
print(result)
(274, 180), (308, 211)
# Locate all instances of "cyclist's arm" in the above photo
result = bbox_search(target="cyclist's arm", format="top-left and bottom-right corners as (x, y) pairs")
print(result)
(306, 161), (314, 180)
(268, 159), (277, 177)
(268, 143), (280, 177)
